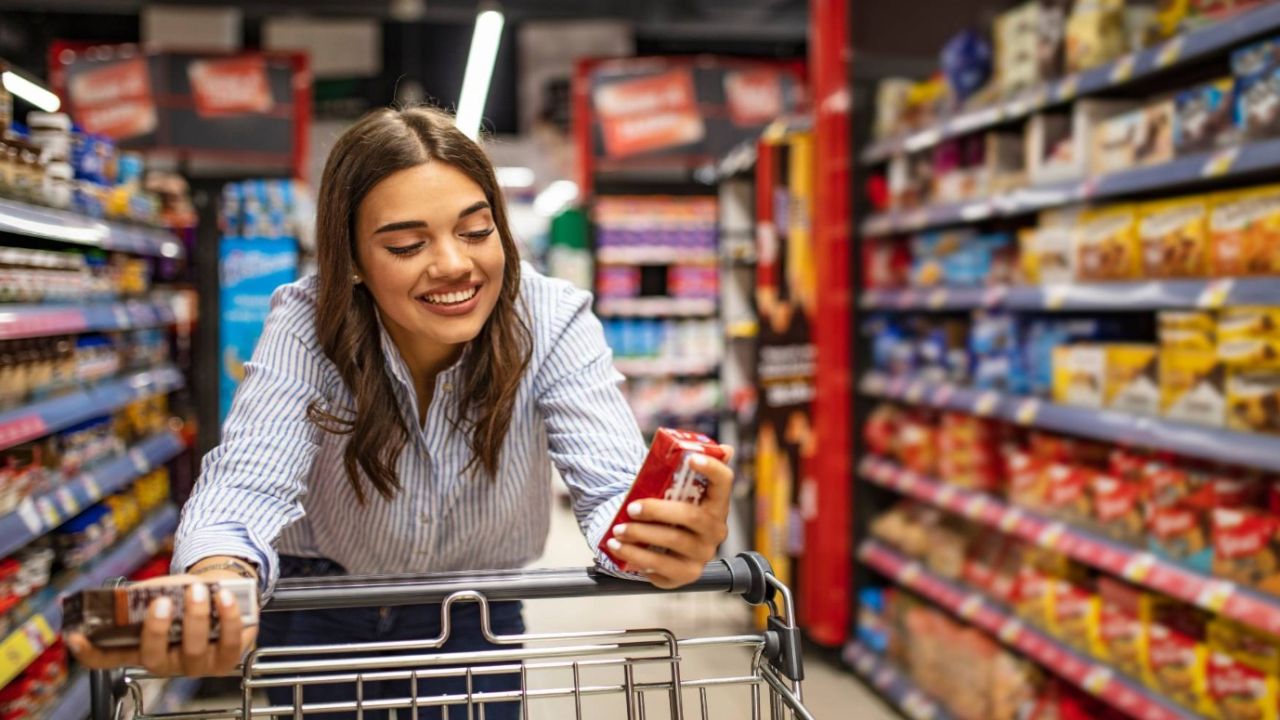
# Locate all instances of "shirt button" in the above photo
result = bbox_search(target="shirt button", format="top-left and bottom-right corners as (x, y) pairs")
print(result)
(442, 382), (453, 392)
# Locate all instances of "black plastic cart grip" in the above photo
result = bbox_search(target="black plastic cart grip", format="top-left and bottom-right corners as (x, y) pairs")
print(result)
(265, 552), (778, 612)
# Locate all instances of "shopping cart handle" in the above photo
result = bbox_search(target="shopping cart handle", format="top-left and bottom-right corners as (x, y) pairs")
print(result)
(265, 552), (777, 612)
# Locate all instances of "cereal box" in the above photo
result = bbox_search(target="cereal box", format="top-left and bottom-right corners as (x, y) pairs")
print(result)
(1053, 345), (1107, 408)
(1076, 205), (1142, 280)
(1138, 196), (1210, 278)
(1092, 473), (1146, 544)
(1096, 577), (1149, 681)
(1159, 310), (1217, 352)
(1209, 186), (1280, 276)
(1227, 370), (1280, 435)
(1206, 618), (1280, 720)
(1105, 344), (1160, 417)
(1213, 507), (1280, 596)
(1233, 38), (1280, 140)
(1175, 78), (1239, 155)
(1143, 596), (1214, 715)
(1160, 348), (1226, 427)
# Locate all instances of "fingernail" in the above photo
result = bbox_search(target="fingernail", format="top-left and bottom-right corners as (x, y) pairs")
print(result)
(628, 502), (643, 518)
(220, 589), (234, 607)
(614, 523), (629, 536)
(607, 538), (623, 552)
(190, 583), (208, 603)
(692, 455), (708, 468)
(154, 597), (172, 619)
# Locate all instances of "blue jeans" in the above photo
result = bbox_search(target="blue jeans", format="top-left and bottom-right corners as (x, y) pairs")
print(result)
(259, 557), (524, 719)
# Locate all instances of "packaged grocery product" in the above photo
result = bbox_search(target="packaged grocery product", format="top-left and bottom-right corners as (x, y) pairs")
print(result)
(1159, 310), (1217, 352)
(995, 2), (1043, 94)
(1037, 0), (1072, 79)
(1208, 185), (1280, 276)
(1233, 37), (1280, 140)
(1007, 451), (1049, 511)
(1010, 554), (1055, 626)
(1146, 464), (1215, 573)
(1160, 348), (1226, 426)
(1091, 473), (1146, 544)
(1096, 577), (1149, 680)
(1206, 618), (1280, 720)
(1026, 207), (1083, 284)
(599, 428), (729, 566)
(1213, 506), (1280, 596)
(1075, 205), (1142, 280)
(1090, 102), (1175, 175)
(63, 578), (258, 648)
(1174, 78), (1238, 155)
(1138, 196), (1210, 278)
(1143, 596), (1213, 715)
(1053, 345), (1107, 408)
(1220, 307), (1280, 342)
(1043, 463), (1093, 526)
(1105, 343), (1160, 416)
(1227, 370), (1280, 435)
(1219, 338), (1280, 369)
(1065, 0), (1128, 73)
(1044, 566), (1100, 654)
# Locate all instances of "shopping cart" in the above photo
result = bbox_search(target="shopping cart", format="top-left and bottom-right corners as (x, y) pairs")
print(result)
(89, 552), (813, 719)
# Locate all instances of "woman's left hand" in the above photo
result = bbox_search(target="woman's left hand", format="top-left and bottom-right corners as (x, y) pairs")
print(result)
(607, 447), (735, 589)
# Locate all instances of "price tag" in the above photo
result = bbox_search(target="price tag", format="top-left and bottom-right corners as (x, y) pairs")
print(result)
(874, 667), (895, 689)
(1156, 36), (1184, 68)
(113, 306), (132, 329)
(1082, 666), (1114, 695)
(1006, 95), (1028, 118)
(1056, 75), (1080, 102)
(964, 494), (989, 519)
(935, 485), (958, 507)
(1045, 285), (1069, 310)
(904, 692), (937, 720)
(35, 497), (59, 528)
(1203, 146), (1240, 178)
(958, 594), (983, 619)
(56, 487), (79, 515)
(1039, 522), (1068, 548)
(899, 562), (922, 585)
(0, 615), (55, 687)
(1196, 580), (1236, 613)
(974, 392), (1000, 417)
(927, 288), (948, 309)
(1110, 54), (1137, 84)
(855, 653), (875, 675)
(140, 527), (160, 555)
(1197, 278), (1234, 309)
(129, 448), (150, 475)
(1000, 508), (1024, 533)
(982, 285), (1007, 308)
(998, 618), (1024, 644)
(1015, 399), (1041, 426)
(905, 381), (927, 403)
(82, 475), (101, 500)
(15, 498), (41, 534)
(1029, 86), (1049, 110)
(1122, 552), (1157, 583)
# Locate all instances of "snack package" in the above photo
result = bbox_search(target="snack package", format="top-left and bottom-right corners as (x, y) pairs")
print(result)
(1213, 506), (1280, 596)
(1160, 348), (1227, 427)
(995, 2), (1044, 94)
(1174, 78), (1238, 155)
(1043, 463), (1094, 527)
(1206, 618), (1280, 720)
(1146, 464), (1216, 573)
(1209, 185), (1280, 276)
(1076, 205), (1141, 280)
(1092, 473), (1147, 544)
(1138, 196), (1210, 278)
(1159, 310), (1218, 352)
(1233, 38), (1280, 140)
(1220, 307), (1280, 342)
(1105, 344), (1160, 416)
(1142, 595), (1214, 715)
(62, 579), (258, 649)
(1029, 207), (1084, 284)
(1044, 564), (1101, 654)
(1227, 370), (1280, 435)
(599, 428), (729, 566)
(1096, 576), (1149, 681)
(1065, 0), (1128, 73)
(1054, 345), (1107, 408)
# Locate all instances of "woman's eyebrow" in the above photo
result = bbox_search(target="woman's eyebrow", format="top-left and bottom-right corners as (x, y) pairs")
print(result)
(458, 200), (491, 219)
(373, 219), (429, 235)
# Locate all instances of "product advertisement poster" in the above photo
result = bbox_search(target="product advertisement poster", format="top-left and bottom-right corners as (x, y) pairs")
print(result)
(218, 237), (298, 423)
(754, 131), (817, 623)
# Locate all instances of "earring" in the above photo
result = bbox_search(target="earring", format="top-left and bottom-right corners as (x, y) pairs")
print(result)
(351, 273), (362, 284)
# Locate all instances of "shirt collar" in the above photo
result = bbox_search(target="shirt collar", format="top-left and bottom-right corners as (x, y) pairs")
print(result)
(373, 309), (469, 393)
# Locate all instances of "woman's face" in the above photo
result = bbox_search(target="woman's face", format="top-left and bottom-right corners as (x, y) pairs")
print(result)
(354, 161), (505, 362)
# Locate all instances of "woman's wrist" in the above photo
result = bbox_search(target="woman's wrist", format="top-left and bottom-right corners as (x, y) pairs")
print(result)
(190, 556), (259, 582)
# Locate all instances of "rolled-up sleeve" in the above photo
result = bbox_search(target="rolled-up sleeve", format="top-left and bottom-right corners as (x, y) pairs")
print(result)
(171, 282), (328, 597)
(533, 284), (646, 578)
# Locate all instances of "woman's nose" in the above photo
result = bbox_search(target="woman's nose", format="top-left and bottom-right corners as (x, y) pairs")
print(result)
(428, 237), (472, 278)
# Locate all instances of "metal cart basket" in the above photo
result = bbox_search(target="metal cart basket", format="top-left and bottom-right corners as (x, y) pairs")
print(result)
(90, 552), (814, 720)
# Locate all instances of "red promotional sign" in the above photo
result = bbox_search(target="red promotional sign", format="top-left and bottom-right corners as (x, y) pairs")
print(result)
(724, 70), (783, 126)
(188, 56), (274, 117)
(67, 58), (156, 140)
(593, 69), (704, 158)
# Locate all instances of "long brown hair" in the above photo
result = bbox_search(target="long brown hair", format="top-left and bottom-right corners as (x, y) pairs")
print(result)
(307, 106), (532, 503)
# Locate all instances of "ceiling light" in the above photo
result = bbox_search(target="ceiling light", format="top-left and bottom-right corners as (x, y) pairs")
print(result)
(533, 180), (579, 217)
(496, 166), (535, 189)
(455, 8), (505, 140)
(2, 71), (60, 113)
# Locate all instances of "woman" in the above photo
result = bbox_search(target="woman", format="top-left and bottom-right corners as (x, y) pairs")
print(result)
(69, 106), (734, 718)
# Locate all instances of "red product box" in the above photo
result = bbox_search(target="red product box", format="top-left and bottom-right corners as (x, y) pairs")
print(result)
(599, 428), (728, 567)
(1092, 474), (1146, 545)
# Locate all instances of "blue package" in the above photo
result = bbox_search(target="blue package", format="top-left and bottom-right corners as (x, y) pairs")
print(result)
(941, 29), (993, 106)
(1233, 37), (1280, 140)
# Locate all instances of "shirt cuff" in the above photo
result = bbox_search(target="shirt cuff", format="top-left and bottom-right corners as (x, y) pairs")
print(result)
(171, 523), (279, 598)
(583, 493), (648, 582)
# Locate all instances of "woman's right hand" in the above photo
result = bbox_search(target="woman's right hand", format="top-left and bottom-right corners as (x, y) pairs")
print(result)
(66, 571), (258, 677)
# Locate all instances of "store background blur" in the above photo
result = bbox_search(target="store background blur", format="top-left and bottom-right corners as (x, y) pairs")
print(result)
(8, 0), (1280, 718)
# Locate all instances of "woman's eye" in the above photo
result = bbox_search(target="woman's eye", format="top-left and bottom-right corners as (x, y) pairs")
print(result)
(387, 242), (424, 257)
(462, 227), (495, 242)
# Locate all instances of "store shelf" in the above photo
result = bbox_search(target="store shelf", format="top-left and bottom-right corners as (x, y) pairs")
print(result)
(614, 357), (720, 377)
(860, 3), (1280, 165)
(596, 246), (718, 265)
(861, 454), (1280, 637)
(0, 197), (184, 259)
(862, 136), (1280, 235)
(860, 370), (1280, 473)
(843, 642), (954, 720)
(860, 277), (1280, 312)
(0, 365), (185, 452)
(859, 539), (1198, 720)
(0, 431), (184, 558)
(0, 300), (177, 342)
(47, 672), (91, 720)
(596, 298), (718, 318)
(0, 504), (178, 687)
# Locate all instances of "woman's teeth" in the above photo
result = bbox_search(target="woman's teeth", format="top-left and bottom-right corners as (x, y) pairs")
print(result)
(422, 286), (479, 305)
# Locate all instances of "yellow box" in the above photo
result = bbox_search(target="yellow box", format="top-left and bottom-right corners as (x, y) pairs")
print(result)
(1207, 619), (1280, 720)
(1161, 349), (1226, 427)
(1227, 370), (1280, 435)
(1219, 307), (1280, 342)
(1159, 310), (1218, 351)
(1076, 204), (1142, 280)
(1054, 345), (1106, 408)
(1209, 186), (1280, 276)
(1220, 339), (1280, 370)
(1142, 594), (1214, 716)
(1139, 196), (1210, 278)
(1106, 344), (1161, 416)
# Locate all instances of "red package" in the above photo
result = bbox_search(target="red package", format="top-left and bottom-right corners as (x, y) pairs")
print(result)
(599, 428), (728, 566)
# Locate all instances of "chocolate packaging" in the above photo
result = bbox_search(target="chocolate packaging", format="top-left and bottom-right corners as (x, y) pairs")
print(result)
(62, 578), (258, 648)
(599, 428), (729, 567)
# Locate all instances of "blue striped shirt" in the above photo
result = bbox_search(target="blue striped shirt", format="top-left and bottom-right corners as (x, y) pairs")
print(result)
(171, 264), (646, 596)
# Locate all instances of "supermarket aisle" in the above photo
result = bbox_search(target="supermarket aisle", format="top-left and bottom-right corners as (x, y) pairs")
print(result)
(522, 496), (895, 719)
